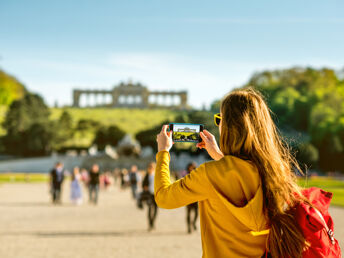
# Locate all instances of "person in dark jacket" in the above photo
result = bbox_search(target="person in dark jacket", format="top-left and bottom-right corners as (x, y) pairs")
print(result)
(88, 164), (100, 205)
(185, 162), (198, 234)
(50, 162), (65, 204)
(129, 165), (139, 199)
(138, 162), (157, 231)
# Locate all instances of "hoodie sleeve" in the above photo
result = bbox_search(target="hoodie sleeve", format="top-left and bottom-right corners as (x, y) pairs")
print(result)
(154, 150), (215, 209)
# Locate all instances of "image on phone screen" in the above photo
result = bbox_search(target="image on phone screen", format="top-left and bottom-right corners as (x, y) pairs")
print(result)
(170, 123), (203, 142)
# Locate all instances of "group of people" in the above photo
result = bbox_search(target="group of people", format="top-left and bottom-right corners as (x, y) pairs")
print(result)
(123, 162), (199, 233)
(50, 161), (199, 234)
(49, 162), (112, 205)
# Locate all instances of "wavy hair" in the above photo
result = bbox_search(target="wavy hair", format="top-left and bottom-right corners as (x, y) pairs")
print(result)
(220, 88), (306, 258)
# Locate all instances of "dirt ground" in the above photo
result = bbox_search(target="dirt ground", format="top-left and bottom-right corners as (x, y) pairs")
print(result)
(0, 183), (343, 258)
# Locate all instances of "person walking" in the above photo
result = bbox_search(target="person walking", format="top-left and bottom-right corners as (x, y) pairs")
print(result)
(129, 165), (139, 199)
(88, 164), (100, 205)
(70, 167), (83, 205)
(80, 168), (89, 187)
(50, 162), (65, 204)
(155, 89), (308, 258)
(139, 162), (158, 231)
(120, 168), (128, 189)
(184, 162), (198, 234)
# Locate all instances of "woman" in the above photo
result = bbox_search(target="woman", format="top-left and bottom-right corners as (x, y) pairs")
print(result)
(155, 89), (306, 258)
(70, 167), (83, 205)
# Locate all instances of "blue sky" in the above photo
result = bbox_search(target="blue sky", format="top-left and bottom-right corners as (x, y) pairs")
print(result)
(0, 0), (343, 108)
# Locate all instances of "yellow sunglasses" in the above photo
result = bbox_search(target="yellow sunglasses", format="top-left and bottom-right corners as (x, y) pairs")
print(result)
(214, 113), (221, 127)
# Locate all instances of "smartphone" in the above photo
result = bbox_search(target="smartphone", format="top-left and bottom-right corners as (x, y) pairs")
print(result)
(169, 123), (204, 143)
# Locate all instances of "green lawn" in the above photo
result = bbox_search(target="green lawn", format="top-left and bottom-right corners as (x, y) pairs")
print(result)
(0, 106), (181, 146)
(298, 177), (344, 207)
(50, 107), (181, 135)
(0, 173), (49, 183)
(0, 106), (181, 136)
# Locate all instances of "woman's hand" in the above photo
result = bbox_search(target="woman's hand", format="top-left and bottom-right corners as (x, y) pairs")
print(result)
(157, 125), (173, 152)
(196, 130), (224, 161)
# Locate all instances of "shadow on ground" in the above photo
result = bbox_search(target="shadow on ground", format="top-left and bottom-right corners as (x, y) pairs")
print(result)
(3, 230), (188, 238)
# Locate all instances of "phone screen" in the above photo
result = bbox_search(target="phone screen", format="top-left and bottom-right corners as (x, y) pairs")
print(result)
(169, 123), (203, 142)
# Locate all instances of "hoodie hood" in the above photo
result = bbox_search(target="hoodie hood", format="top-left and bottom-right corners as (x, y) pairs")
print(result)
(206, 155), (268, 232)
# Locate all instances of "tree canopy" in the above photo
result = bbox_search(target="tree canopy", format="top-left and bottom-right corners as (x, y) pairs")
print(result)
(244, 67), (344, 172)
(93, 125), (126, 150)
(2, 93), (52, 156)
(0, 69), (27, 106)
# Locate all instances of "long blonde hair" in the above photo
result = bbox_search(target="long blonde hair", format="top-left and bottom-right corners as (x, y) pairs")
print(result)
(220, 88), (306, 258)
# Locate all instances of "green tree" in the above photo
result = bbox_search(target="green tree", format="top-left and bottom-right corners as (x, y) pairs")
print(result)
(210, 100), (221, 113)
(107, 125), (126, 146)
(295, 142), (319, 169)
(0, 69), (27, 106)
(52, 110), (74, 149)
(318, 134), (343, 172)
(3, 93), (50, 134)
(135, 122), (168, 151)
(93, 125), (125, 150)
(93, 126), (108, 150)
(244, 66), (344, 173)
(22, 123), (54, 156)
(76, 119), (101, 133)
(2, 93), (52, 156)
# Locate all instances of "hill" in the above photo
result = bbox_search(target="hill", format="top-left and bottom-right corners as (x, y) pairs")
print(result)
(0, 69), (26, 106)
(0, 107), (182, 145)
(50, 108), (182, 135)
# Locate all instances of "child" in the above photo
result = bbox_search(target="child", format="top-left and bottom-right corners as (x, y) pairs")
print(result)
(70, 167), (83, 205)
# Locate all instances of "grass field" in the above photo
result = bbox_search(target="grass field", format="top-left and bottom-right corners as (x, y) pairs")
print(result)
(0, 106), (182, 145)
(173, 131), (199, 142)
(298, 177), (344, 207)
(0, 106), (181, 135)
(0, 173), (49, 183)
(51, 108), (181, 135)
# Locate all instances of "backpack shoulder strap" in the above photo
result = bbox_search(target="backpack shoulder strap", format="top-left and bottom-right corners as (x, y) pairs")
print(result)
(313, 207), (335, 245)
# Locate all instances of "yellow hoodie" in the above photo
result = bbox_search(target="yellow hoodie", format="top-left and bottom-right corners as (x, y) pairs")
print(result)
(154, 150), (269, 258)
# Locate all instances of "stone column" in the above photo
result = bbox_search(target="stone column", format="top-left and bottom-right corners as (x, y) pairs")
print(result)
(112, 92), (118, 107)
(73, 90), (81, 107)
(180, 92), (187, 109)
(103, 93), (106, 105)
(142, 90), (149, 108)
(94, 93), (98, 106)
(86, 93), (90, 107)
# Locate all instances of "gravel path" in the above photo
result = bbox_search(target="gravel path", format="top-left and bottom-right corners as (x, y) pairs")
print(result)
(0, 183), (342, 258)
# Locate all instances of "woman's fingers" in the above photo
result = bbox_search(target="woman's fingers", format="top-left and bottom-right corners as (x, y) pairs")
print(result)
(196, 142), (205, 149)
(161, 125), (168, 135)
(202, 129), (213, 138)
(167, 128), (172, 138)
(200, 131), (207, 141)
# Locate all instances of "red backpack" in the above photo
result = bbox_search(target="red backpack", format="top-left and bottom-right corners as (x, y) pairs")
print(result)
(293, 187), (342, 258)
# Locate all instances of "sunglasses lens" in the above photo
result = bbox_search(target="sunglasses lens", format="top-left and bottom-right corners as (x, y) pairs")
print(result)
(215, 117), (221, 126)
(214, 113), (221, 126)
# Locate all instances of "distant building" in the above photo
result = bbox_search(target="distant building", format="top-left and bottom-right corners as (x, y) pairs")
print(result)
(177, 127), (196, 133)
(72, 80), (188, 109)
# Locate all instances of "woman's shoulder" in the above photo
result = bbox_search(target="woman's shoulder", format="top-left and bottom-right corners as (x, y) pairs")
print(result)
(203, 155), (259, 183)
(205, 155), (256, 170)
(203, 155), (261, 199)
